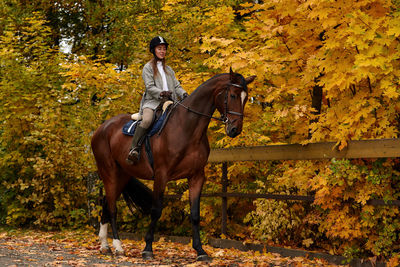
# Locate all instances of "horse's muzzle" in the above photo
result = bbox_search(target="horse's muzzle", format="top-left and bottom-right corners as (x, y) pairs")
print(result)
(226, 124), (240, 138)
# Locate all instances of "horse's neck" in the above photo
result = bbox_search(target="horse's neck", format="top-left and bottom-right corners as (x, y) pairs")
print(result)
(176, 83), (219, 139)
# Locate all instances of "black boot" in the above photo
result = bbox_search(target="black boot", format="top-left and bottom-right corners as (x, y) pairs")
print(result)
(126, 126), (148, 164)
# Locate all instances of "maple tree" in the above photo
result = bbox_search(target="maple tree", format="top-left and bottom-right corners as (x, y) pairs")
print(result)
(212, 0), (400, 260)
(0, 13), (91, 227)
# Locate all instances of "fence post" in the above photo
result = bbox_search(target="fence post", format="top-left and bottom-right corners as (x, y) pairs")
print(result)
(221, 162), (228, 235)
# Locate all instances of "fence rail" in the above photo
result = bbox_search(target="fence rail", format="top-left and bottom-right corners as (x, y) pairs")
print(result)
(165, 193), (400, 206)
(208, 138), (400, 162)
(189, 139), (400, 234)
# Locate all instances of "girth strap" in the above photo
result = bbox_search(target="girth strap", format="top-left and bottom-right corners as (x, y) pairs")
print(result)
(144, 136), (154, 170)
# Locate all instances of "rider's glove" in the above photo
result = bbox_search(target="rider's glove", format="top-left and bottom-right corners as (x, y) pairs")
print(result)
(159, 91), (172, 99)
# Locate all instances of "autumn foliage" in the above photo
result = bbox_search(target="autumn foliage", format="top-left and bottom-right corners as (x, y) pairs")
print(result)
(0, 0), (400, 262)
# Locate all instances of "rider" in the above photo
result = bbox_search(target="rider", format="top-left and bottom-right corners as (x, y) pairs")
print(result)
(126, 36), (188, 164)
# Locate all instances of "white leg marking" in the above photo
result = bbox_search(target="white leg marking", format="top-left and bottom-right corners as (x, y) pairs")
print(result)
(99, 223), (109, 250)
(241, 91), (247, 105)
(113, 239), (124, 253)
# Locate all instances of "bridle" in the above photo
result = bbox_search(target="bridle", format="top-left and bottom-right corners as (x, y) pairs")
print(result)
(175, 82), (245, 124)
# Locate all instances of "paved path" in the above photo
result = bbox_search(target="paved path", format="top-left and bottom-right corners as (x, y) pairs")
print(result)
(0, 236), (136, 266)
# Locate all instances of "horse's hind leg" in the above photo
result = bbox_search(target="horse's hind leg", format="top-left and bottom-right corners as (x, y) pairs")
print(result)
(97, 165), (128, 256)
(99, 196), (112, 254)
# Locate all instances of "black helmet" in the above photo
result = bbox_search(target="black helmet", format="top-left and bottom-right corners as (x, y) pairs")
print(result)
(149, 36), (169, 54)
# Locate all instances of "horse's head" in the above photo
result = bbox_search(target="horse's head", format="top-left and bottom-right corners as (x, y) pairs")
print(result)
(214, 68), (256, 138)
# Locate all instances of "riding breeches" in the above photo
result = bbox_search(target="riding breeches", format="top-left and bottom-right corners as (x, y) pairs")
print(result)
(140, 108), (154, 129)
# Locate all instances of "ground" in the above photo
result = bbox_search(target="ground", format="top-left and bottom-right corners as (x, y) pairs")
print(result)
(0, 227), (344, 266)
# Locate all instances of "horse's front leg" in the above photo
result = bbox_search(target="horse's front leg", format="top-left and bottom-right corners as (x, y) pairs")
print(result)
(142, 178), (166, 260)
(189, 171), (211, 261)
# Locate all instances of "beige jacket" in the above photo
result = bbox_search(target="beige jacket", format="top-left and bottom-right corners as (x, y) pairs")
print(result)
(139, 61), (186, 113)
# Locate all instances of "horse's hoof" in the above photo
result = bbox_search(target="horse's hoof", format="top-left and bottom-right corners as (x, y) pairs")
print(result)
(100, 247), (112, 255)
(115, 250), (125, 256)
(142, 250), (154, 260)
(197, 254), (212, 262)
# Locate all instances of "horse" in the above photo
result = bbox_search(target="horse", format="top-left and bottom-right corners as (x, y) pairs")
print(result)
(90, 68), (256, 261)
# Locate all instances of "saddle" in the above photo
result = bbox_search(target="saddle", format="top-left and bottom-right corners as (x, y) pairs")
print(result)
(122, 101), (175, 169)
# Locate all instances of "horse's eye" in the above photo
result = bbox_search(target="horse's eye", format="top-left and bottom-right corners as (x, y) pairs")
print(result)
(230, 94), (236, 99)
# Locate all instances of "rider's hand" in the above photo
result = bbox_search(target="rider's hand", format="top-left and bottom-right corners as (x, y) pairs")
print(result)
(159, 91), (172, 99)
(182, 93), (189, 99)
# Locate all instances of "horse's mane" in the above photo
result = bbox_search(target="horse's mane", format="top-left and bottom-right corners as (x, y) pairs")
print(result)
(191, 72), (248, 95)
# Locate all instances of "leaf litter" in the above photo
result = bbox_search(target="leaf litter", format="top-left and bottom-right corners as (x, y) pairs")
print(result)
(0, 227), (346, 266)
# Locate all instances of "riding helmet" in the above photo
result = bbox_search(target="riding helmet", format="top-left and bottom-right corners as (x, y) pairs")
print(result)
(149, 36), (169, 54)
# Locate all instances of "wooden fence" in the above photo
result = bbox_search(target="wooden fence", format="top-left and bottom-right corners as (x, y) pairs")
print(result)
(177, 139), (400, 234)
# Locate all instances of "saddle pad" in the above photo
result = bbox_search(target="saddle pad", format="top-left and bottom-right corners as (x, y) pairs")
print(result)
(122, 111), (167, 137)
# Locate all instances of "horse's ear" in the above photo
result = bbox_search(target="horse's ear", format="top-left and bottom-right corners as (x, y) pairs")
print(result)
(245, 75), (256, 85)
(229, 67), (234, 80)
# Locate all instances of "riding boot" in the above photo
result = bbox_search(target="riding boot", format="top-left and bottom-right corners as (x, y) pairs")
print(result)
(126, 126), (148, 164)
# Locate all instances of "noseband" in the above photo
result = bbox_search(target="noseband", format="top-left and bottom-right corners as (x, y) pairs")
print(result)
(176, 82), (245, 124)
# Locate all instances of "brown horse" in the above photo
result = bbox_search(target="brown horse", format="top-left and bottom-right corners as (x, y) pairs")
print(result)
(91, 69), (255, 261)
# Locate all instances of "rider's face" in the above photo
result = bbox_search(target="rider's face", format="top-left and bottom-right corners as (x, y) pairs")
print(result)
(155, 44), (167, 59)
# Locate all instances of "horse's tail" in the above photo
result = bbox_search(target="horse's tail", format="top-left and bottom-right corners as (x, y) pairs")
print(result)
(122, 178), (153, 215)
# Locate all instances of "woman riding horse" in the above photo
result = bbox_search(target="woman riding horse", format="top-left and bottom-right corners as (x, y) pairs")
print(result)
(127, 36), (188, 164)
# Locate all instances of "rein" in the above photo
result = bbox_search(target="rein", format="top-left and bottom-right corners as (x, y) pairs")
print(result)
(175, 82), (244, 124)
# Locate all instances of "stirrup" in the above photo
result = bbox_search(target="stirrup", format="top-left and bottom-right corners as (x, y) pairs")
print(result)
(126, 148), (140, 164)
